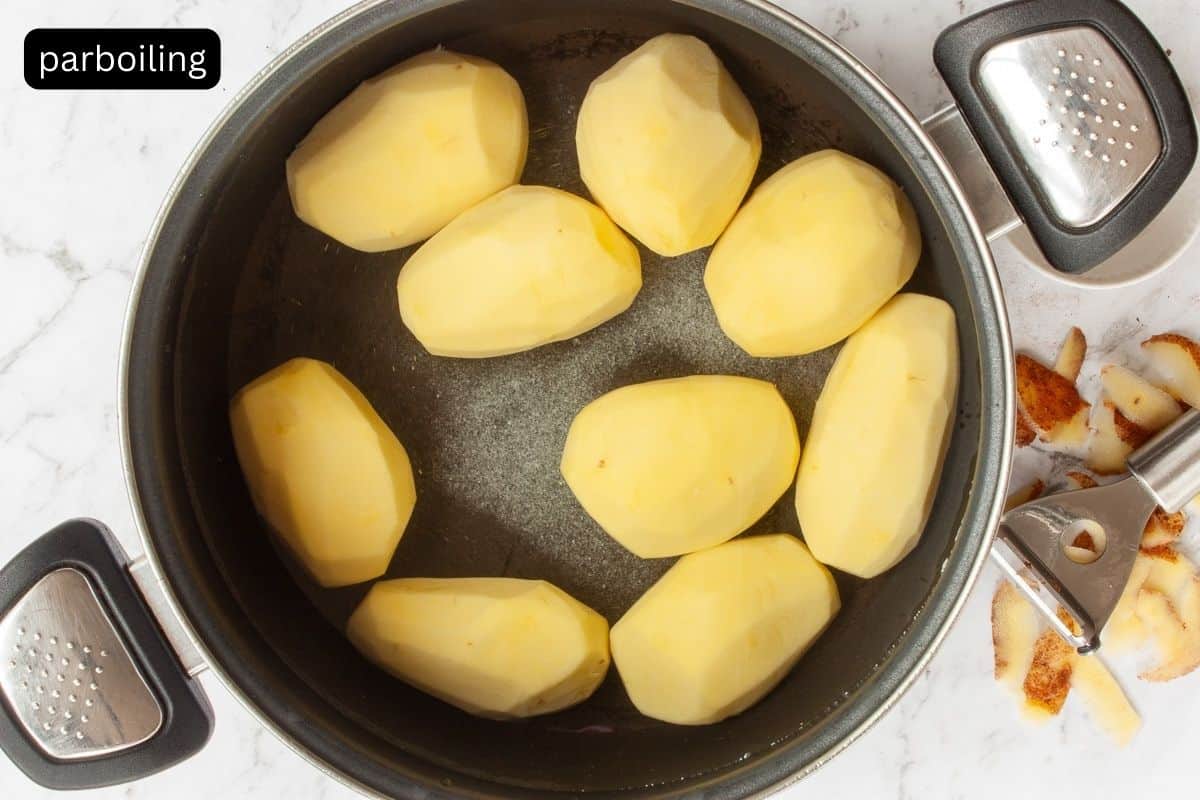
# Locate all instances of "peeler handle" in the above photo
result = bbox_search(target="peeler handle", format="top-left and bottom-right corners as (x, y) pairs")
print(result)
(1127, 407), (1200, 513)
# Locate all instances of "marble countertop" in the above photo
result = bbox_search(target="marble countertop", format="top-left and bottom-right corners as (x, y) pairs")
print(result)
(2, 0), (1199, 797)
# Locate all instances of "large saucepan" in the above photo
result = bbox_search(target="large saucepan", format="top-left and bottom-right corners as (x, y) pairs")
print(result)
(1, 0), (1196, 796)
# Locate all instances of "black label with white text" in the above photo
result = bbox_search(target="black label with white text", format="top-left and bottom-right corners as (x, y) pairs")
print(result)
(25, 28), (220, 90)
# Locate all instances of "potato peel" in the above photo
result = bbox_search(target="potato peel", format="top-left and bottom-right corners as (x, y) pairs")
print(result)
(1015, 354), (1091, 445)
(1054, 327), (1087, 382)
(1136, 586), (1200, 682)
(992, 580), (1040, 691)
(1022, 625), (1074, 716)
(1100, 364), (1184, 432)
(1142, 333), (1200, 408)
(1071, 654), (1140, 746)
(1141, 507), (1185, 550)
(1105, 554), (1153, 653)
(1087, 400), (1138, 475)
(1015, 410), (1036, 447)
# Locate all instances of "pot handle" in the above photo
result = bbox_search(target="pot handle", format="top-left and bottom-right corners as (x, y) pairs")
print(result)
(930, 0), (1197, 273)
(0, 519), (212, 789)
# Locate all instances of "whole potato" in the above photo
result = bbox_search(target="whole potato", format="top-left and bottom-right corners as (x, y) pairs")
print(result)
(561, 375), (799, 558)
(575, 34), (761, 256)
(795, 293), (958, 578)
(396, 185), (641, 357)
(611, 534), (839, 725)
(230, 358), (417, 587)
(287, 50), (527, 252)
(348, 578), (610, 719)
(704, 150), (921, 356)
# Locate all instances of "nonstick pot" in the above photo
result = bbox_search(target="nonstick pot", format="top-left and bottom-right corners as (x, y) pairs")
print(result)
(0, 0), (1194, 797)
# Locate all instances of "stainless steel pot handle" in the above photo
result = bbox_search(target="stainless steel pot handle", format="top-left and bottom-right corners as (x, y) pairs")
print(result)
(0, 520), (211, 789)
(991, 409), (1200, 652)
(924, 0), (1197, 274)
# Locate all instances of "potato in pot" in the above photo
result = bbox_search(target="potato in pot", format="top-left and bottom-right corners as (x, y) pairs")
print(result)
(396, 185), (641, 357)
(348, 578), (610, 719)
(704, 150), (922, 357)
(561, 375), (800, 558)
(229, 358), (417, 587)
(794, 293), (958, 578)
(575, 33), (761, 256)
(287, 49), (527, 252)
(611, 534), (840, 725)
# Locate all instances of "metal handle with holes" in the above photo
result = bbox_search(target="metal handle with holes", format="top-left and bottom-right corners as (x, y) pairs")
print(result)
(0, 520), (211, 790)
(932, 0), (1197, 273)
(1128, 408), (1200, 513)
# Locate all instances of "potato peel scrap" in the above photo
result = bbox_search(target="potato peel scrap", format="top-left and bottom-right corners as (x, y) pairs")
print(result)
(1135, 585), (1200, 682)
(1071, 654), (1141, 746)
(1105, 554), (1153, 653)
(1015, 410), (1036, 447)
(993, 575), (1144, 744)
(1054, 327), (1087, 382)
(1144, 550), (1198, 600)
(1142, 333), (1200, 408)
(1087, 400), (1139, 475)
(1015, 354), (1091, 446)
(1141, 507), (1185, 550)
(992, 580), (1040, 691)
(1023, 616), (1075, 716)
(1100, 364), (1183, 432)
(1022, 638), (1074, 717)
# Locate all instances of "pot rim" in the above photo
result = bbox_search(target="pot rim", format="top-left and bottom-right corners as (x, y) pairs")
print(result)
(117, 0), (1014, 797)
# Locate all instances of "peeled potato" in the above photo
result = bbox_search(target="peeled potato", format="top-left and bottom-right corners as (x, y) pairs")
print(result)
(287, 50), (527, 252)
(396, 185), (641, 357)
(575, 33), (760, 256)
(705, 150), (921, 357)
(347, 578), (610, 719)
(611, 534), (839, 725)
(561, 375), (799, 558)
(230, 358), (416, 587)
(795, 294), (958, 578)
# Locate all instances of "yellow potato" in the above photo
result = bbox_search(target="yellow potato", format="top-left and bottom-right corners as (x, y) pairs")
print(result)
(230, 358), (416, 587)
(287, 50), (527, 252)
(561, 376), (799, 558)
(347, 578), (610, 719)
(611, 534), (839, 725)
(795, 294), (958, 578)
(575, 33), (760, 256)
(396, 185), (641, 357)
(705, 150), (922, 356)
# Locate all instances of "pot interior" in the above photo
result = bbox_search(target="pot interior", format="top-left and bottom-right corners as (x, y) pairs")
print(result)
(125, 0), (1004, 796)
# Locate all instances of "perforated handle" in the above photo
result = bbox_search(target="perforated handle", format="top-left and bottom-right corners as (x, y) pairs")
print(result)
(935, 0), (1197, 273)
(0, 520), (212, 789)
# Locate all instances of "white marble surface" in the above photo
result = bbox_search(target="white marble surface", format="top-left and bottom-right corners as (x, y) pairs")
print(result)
(2, 0), (1199, 797)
